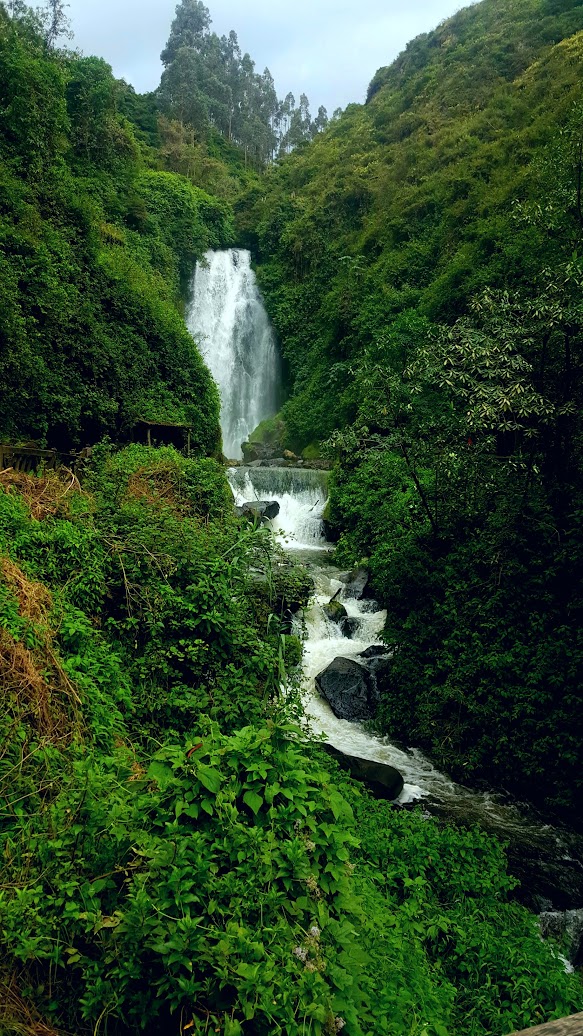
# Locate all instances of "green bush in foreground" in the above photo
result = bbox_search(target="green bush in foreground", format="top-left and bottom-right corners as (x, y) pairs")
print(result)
(0, 450), (581, 1035)
(1, 725), (580, 1035)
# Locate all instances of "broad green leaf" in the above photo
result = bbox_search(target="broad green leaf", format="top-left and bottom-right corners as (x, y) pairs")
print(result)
(243, 790), (262, 815)
(197, 765), (222, 794)
(147, 760), (173, 789)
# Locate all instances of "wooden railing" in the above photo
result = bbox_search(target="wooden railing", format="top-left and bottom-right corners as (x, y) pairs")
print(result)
(0, 444), (87, 473)
(0, 444), (59, 473)
(512, 1013), (583, 1035)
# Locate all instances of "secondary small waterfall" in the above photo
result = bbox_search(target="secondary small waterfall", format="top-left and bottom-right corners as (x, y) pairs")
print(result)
(186, 249), (278, 459)
(229, 467), (329, 550)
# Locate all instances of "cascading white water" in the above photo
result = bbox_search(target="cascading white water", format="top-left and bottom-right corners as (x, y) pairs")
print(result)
(186, 249), (278, 460)
(184, 245), (583, 938)
(228, 466), (329, 550)
(228, 466), (468, 801)
(228, 463), (583, 916)
(300, 563), (450, 805)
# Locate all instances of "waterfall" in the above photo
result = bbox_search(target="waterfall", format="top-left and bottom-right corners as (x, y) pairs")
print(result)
(228, 466), (329, 550)
(186, 249), (278, 459)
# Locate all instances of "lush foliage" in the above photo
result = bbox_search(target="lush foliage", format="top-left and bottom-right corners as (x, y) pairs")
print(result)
(0, 452), (581, 1033)
(0, 3), (234, 451)
(1, 0), (583, 1032)
(243, 0), (583, 820)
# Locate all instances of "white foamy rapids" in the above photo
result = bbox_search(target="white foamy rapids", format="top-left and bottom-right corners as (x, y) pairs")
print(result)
(228, 466), (329, 550)
(229, 467), (583, 913)
(187, 249), (279, 460)
(298, 565), (455, 804)
(299, 564), (583, 840)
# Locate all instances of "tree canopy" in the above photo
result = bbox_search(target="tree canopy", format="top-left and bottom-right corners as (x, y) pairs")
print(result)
(157, 0), (329, 166)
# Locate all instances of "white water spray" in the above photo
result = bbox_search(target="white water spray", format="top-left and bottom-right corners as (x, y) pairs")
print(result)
(228, 466), (328, 550)
(187, 249), (278, 459)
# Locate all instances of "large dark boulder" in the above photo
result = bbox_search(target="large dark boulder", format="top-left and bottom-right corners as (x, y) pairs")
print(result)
(323, 599), (347, 623)
(235, 500), (280, 522)
(315, 656), (378, 721)
(321, 743), (404, 801)
(339, 567), (370, 600)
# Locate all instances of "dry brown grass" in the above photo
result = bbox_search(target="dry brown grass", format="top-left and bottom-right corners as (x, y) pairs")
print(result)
(0, 558), (52, 625)
(0, 632), (56, 736)
(0, 558), (82, 742)
(0, 468), (82, 521)
(0, 974), (70, 1036)
(125, 462), (185, 514)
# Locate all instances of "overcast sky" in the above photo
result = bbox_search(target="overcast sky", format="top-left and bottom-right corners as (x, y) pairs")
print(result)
(63, 0), (473, 114)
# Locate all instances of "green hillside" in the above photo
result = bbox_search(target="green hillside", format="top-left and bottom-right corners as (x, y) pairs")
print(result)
(1, 1), (583, 1032)
(247, 0), (583, 441)
(244, 0), (583, 818)
(0, 6), (232, 452)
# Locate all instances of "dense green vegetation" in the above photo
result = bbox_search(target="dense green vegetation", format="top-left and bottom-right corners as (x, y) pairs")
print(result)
(245, 0), (583, 821)
(0, 448), (581, 1035)
(0, 3), (231, 451)
(1, 0), (583, 1031)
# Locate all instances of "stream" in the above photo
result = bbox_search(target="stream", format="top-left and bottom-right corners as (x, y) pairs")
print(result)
(228, 465), (583, 928)
(190, 247), (583, 967)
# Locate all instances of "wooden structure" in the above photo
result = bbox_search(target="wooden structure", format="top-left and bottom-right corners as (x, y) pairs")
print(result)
(512, 1013), (583, 1035)
(135, 420), (192, 455)
(0, 444), (91, 474)
(0, 444), (60, 473)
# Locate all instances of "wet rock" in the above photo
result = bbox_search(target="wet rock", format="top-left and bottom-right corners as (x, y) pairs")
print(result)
(321, 743), (404, 801)
(340, 617), (361, 639)
(315, 656), (378, 721)
(339, 567), (370, 600)
(245, 457), (333, 471)
(356, 646), (392, 691)
(323, 599), (347, 623)
(302, 459), (333, 470)
(358, 645), (389, 660)
(283, 449), (298, 461)
(539, 908), (583, 968)
(236, 500), (280, 522)
(241, 440), (280, 463)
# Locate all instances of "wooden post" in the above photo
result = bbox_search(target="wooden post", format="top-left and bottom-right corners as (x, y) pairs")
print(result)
(187, 429), (191, 457)
(512, 1013), (583, 1035)
(147, 427), (151, 447)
